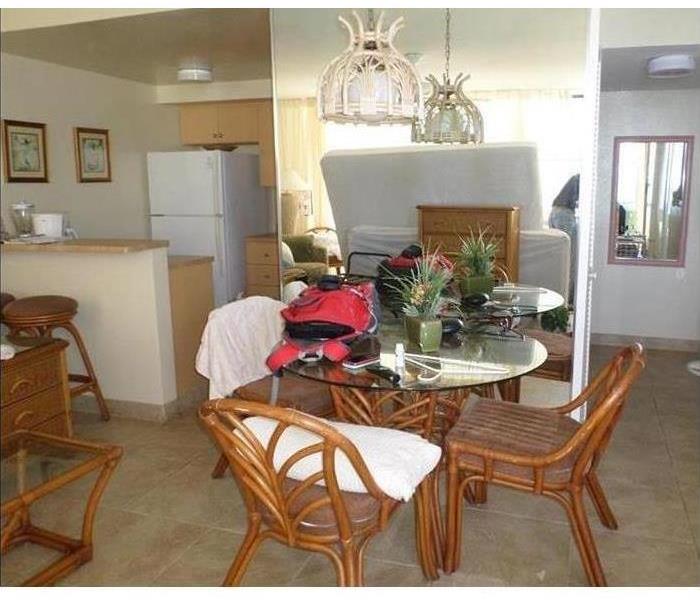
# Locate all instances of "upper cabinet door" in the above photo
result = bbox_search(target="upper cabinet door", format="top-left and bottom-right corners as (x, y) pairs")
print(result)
(217, 102), (259, 144)
(257, 100), (276, 187)
(180, 103), (220, 145)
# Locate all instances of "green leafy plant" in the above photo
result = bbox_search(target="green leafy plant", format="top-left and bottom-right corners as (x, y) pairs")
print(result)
(541, 306), (569, 333)
(387, 252), (453, 319)
(456, 226), (499, 277)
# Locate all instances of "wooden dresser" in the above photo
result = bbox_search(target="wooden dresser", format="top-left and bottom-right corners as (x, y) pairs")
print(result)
(1, 337), (72, 438)
(245, 234), (281, 299)
(417, 205), (520, 280)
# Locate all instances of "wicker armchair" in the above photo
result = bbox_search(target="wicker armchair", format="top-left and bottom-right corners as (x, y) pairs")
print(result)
(200, 399), (440, 586)
(443, 344), (646, 586)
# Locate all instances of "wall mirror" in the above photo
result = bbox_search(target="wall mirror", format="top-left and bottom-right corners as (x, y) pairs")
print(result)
(609, 135), (693, 266)
(271, 8), (600, 401)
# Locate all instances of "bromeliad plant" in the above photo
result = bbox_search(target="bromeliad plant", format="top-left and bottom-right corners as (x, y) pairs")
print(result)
(389, 252), (453, 319)
(456, 226), (499, 277)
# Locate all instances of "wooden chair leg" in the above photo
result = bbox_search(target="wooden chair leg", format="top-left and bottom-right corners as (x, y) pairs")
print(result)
(585, 472), (618, 530)
(443, 466), (462, 574)
(497, 377), (521, 402)
(473, 480), (488, 504)
(571, 489), (607, 586)
(211, 453), (229, 479)
(340, 542), (358, 586)
(223, 520), (262, 586)
(59, 322), (110, 421)
(413, 479), (439, 581)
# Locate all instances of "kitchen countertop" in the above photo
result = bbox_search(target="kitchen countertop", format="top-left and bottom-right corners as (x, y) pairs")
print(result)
(1, 239), (169, 254)
(168, 255), (214, 269)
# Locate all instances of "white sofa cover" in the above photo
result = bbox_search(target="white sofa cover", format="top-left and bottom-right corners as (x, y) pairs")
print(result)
(321, 143), (570, 300)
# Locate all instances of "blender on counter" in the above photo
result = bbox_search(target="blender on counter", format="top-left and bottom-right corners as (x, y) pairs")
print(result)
(10, 202), (35, 237)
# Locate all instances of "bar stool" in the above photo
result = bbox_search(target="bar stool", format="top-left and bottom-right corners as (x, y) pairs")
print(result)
(2, 295), (110, 421)
(1, 292), (15, 311)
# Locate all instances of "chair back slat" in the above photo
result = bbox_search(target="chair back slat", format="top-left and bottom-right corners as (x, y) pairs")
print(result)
(200, 398), (387, 544)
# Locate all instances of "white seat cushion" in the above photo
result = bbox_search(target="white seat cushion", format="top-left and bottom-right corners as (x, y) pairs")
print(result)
(241, 416), (442, 502)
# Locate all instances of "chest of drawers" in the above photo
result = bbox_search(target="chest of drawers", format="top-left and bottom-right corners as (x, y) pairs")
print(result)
(1, 338), (72, 438)
(245, 234), (281, 299)
(417, 205), (520, 280)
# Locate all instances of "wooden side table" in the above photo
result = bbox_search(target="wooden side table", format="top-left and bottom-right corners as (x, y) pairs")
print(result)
(0, 430), (122, 586)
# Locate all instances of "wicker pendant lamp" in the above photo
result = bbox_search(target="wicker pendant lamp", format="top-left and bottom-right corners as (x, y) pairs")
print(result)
(413, 9), (484, 144)
(317, 9), (422, 125)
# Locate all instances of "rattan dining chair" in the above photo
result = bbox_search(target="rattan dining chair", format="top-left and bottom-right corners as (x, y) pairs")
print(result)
(443, 343), (646, 586)
(200, 398), (440, 586)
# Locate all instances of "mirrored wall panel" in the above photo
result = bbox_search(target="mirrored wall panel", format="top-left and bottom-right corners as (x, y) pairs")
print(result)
(609, 136), (693, 266)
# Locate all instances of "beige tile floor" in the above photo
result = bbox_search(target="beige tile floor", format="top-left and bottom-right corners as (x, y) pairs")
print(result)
(1, 345), (699, 586)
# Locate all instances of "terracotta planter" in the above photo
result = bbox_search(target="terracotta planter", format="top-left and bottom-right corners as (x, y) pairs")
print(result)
(459, 275), (495, 296)
(405, 316), (443, 353)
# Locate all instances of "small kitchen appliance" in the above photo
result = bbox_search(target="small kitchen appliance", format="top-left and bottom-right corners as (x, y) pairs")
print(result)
(32, 213), (65, 238)
(10, 202), (35, 237)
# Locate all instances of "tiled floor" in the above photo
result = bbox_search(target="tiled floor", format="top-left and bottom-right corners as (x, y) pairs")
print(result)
(2, 345), (698, 586)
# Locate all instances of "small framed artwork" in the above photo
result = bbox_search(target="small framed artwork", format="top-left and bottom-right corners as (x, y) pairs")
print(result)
(2, 119), (48, 182)
(74, 127), (111, 182)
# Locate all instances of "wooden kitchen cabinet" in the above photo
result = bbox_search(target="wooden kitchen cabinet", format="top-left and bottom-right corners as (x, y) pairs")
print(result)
(179, 103), (221, 145)
(257, 100), (276, 187)
(179, 99), (276, 187)
(217, 101), (259, 144)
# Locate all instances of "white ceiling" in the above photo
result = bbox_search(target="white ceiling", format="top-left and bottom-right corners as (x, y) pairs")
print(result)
(601, 44), (700, 91)
(272, 8), (589, 98)
(0, 8), (271, 85)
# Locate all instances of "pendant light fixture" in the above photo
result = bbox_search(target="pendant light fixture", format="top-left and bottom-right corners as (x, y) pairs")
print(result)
(317, 9), (422, 125)
(413, 9), (484, 144)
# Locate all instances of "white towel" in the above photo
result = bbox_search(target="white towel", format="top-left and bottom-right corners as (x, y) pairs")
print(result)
(195, 296), (286, 399)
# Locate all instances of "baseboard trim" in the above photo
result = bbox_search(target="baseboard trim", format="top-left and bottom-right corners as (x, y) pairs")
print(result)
(72, 380), (209, 423)
(591, 333), (700, 353)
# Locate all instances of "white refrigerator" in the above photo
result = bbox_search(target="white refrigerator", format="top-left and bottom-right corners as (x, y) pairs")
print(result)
(148, 150), (269, 306)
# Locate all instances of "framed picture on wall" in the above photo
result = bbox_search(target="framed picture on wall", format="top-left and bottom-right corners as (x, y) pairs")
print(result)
(2, 119), (48, 182)
(74, 127), (111, 182)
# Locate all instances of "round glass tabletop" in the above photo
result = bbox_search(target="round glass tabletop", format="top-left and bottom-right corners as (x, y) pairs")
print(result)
(285, 317), (548, 392)
(486, 283), (565, 316)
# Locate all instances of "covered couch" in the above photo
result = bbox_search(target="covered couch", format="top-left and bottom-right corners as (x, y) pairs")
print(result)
(320, 143), (570, 300)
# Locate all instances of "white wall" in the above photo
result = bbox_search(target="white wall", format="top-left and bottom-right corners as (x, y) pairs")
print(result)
(600, 8), (700, 48)
(591, 89), (700, 343)
(1, 52), (182, 238)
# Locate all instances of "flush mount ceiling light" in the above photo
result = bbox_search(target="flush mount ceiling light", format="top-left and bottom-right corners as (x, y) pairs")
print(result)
(413, 9), (483, 144)
(177, 66), (213, 83)
(317, 9), (422, 125)
(647, 54), (696, 78)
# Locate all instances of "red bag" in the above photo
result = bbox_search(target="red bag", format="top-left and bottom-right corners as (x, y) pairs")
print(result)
(266, 280), (379, 372)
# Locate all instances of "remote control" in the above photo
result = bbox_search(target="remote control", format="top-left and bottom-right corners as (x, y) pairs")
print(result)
(366, 365), (401, 385)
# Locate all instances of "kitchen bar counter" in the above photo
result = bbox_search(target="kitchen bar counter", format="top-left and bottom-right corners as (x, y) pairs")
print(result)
(1, 241), (177, 420)
(1, 238), (169, 254)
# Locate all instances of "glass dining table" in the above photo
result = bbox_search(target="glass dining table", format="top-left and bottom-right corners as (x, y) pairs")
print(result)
(282, 311), (548, 577)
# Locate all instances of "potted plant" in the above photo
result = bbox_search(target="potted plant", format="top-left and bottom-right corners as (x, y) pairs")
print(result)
(389, 252), (453, 352)
(541, 305), (569, 333)
(456, 227), (499, 296)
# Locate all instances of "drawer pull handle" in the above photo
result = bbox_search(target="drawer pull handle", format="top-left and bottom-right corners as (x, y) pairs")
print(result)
(13, 410), (36, 427)
(10, 379), (33, 395)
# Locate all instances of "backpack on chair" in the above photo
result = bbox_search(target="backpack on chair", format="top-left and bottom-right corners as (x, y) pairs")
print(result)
(266, 276), (380, 371)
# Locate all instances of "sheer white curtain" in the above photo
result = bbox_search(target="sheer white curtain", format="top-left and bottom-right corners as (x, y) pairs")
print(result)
(473, 90), (585, 225)
(278, 98), (335, 229)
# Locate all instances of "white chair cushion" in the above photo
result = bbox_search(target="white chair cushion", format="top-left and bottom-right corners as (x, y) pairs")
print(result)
(241, 416), (442, 502)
